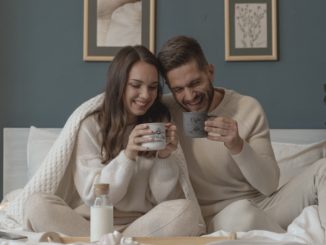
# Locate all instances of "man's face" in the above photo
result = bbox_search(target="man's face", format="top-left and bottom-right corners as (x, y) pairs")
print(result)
(166, 60), (214, 112)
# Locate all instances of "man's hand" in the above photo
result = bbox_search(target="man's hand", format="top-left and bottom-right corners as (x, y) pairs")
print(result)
(205, 116), (243, 154)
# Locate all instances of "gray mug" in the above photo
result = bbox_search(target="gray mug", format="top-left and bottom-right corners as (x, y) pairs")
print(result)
(183, 112), (208, 138)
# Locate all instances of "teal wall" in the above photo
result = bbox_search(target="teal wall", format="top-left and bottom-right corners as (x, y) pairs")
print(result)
(1, 0), (325, 198)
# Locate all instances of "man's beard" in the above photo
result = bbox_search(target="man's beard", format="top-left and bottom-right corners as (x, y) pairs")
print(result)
(176, 83), (215, 112)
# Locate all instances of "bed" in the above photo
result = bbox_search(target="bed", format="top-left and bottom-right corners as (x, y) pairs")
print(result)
(1, 127), (326, 244)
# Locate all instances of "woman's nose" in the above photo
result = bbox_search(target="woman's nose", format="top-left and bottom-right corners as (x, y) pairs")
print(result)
(140, 87), (150, 99)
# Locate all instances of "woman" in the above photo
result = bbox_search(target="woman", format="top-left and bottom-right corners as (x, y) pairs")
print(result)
(23, 46), (203, 237)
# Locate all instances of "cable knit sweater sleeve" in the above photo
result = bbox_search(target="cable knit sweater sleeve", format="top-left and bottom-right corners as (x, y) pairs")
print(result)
(230, 95), (280, 196)
(149, 148), (183, 203)
(73, 116), (136, 207)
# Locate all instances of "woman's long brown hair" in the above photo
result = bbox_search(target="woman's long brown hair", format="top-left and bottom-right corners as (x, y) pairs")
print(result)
(93, 46), (170, 163)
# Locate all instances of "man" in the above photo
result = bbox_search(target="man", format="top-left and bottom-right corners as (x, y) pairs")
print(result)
(158, 36), (326, 235)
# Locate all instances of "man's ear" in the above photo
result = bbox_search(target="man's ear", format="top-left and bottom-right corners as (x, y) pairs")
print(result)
(207, 64), (214, 83)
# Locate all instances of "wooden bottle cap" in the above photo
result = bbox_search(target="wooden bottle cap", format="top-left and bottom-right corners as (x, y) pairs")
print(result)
(94, 183), (109, 196)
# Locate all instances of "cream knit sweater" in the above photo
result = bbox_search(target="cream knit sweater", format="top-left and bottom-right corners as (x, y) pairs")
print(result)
(0, 93), (205, 232)
(73, 115), (183, 213)
(163, 88), (280, 220)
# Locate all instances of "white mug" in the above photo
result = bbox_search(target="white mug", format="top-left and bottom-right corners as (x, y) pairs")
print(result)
(141, 122), (166, 151)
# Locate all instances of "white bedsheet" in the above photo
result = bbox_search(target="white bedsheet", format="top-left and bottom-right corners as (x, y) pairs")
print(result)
(207, 205), (324, 244)
(0, 206), (323, 244)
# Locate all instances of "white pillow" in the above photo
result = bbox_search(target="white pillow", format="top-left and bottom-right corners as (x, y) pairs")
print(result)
(272, 141), (326, 187)
(26, 126), (61, 179)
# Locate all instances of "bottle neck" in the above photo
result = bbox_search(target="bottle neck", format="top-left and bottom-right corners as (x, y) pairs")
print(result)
(94, 194), (111, 206)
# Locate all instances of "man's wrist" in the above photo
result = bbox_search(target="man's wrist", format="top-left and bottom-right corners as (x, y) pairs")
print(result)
(226, 138), (244, 155)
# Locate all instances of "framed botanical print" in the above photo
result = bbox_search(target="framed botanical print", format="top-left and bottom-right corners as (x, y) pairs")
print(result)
(225, 0), (278, 61)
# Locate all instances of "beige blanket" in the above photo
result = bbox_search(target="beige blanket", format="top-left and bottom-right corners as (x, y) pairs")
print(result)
(0, 93), (204, 233)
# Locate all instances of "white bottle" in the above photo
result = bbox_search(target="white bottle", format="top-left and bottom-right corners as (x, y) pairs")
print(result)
(90, 183), (114, 242)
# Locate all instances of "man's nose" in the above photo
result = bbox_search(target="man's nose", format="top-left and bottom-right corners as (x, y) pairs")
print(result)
(184, 87), (194, 100)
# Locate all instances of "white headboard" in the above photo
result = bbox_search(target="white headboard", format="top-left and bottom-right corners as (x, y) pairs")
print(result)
(270, 129), (326, 144)
(2, 128), (326, 196)
(3, 128), (61, 196)
(3, 128), (29, 195)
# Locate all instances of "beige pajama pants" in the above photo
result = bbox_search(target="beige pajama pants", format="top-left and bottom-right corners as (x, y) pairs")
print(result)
(208, 158), (326, 234)
(24, 194), (203, 237)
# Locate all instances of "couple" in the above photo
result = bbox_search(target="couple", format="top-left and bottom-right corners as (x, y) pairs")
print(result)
(11, 36), (326, 238)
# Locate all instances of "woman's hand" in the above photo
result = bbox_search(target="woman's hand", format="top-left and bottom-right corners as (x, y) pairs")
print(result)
(158, 123), (178, 159)
(125, 124), (153, 160)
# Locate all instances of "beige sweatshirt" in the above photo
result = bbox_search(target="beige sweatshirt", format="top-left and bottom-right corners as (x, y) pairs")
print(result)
(163, 88), (280, 219)
(70, 115), (183, 215)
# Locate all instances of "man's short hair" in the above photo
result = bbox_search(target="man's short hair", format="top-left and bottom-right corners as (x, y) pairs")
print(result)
(157, 36), (208, 81)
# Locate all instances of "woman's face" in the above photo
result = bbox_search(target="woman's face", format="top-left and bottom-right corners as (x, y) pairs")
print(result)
(123, 61), (159, 123)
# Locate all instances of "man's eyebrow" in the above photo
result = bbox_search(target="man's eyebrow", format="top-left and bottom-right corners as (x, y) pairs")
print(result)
(170, 79), (199, 89)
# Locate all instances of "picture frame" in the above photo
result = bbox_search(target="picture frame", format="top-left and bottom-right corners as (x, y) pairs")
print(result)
(224, 0), (278, 61)
(83, 0), (156, 61)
